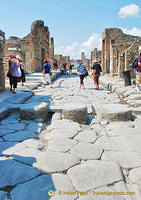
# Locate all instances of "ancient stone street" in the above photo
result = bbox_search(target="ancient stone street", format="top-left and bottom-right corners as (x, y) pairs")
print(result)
(0, 72), (141, 200)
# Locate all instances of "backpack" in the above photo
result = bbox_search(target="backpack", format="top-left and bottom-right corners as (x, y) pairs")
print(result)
(132, 58), (138, 69)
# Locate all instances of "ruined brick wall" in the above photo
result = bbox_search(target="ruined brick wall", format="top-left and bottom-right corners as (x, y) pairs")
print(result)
(4, 37), (25, 76)
(0, 30), (5, 92)
(81, 52), (90, 70)
(91, 48), (101, 67)
(4, 20), (50, 74)
(102, 28), (141, 75)
(54, 55), (70, 68)
(22, 20), (50, 72)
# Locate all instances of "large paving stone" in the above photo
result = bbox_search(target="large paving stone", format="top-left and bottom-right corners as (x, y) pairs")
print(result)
(107, 127), (140, 136)
(25, 122), (45, 134)
(0, 118), (18, 125)
(0, 129), (15, 137)
(115, 181), (141, 200)
(70, 142), (103, 160)
(3, 131), (38, 142)
(48, 119), (82, 132)
(0, 123), (26, 131)
(78, 186), (124, 200)
(74, 130), (98, 143)
(2, 142), (26, 155)
(22, 138), (44, 149)
(11, 147), (42, 165)
(33, 151), (80, 173)
(0, 159), (41, 188)
(129, 167), (141, 185)
(0, 191), (8, 200)
(107, 135), (141, 151)
(20, 102), (48, 120)
(68, 160), (123, 191)
(62, 103), (88, 123)
(11, 174), (77, 200)
(49, 128), (79, 139)
(93, 103), (132, 121)
(102, 151), (141, 169)
(48, 137), (78, 152)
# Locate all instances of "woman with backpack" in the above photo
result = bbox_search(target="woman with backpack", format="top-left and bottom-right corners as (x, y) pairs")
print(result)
(42, 59), (53, 88)
(91, 60), (102, 89)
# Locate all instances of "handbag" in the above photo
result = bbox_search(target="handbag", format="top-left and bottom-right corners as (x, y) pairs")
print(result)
(18, 67), (21, 77)
(100, 71), (104, 76)
(85, 70), (88, 77)
(7, 71), (12, 77)
(49, 71), (52, 76)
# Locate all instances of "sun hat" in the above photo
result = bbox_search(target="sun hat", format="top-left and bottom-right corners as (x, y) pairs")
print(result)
(93, 59), (98, 63)
(10, 55), (16, 59)
(16, 55), (20, 59)
(139, 46), (141, 51)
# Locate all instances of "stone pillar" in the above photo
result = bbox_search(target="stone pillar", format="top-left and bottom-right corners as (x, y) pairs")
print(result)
(118, 53), (125, 78)
(49, 37), (54, 69)
(0, 30), (5, 92)
(125, 50), (130, 71)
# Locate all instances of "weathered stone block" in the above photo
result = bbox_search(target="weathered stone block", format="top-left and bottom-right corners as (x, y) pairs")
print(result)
(20, 102), (48, 120)
(62, 103), (87, 123)
(93, 102), (132, 121)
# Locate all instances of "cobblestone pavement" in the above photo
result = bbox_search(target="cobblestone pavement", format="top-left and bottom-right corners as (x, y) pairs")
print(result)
(0, 73), (141, 200)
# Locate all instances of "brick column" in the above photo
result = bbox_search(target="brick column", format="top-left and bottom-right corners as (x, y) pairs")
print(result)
(0, 30), (5, 92)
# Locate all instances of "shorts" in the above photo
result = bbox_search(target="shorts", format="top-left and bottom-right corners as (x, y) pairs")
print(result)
(43, 73), (51, 84)
(136, 71), (141, 84)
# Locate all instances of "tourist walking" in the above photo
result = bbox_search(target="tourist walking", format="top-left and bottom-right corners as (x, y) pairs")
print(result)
(91, 60), (102, 89)
(135, 46), (141, 91)
(69, 64), (73, 75)
(53, 60), (58, 71)
(42, 59), (53, 88)
(9, 55), (19, 94)
(77, 62), (87, 88)
(19, 60), (26, 86)
(8, 55), (14, 92)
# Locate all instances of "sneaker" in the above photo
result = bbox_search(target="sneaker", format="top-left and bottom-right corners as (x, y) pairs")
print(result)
(135, 86), (140, 91)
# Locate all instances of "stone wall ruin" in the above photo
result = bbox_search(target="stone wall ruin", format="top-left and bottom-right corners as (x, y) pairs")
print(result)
(0, 30), (5, 92)
(4, 20), (52, 75)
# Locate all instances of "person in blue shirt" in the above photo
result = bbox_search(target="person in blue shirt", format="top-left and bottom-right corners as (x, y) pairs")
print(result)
(77, 62), (87, 88)
(42, 59), (53, 88)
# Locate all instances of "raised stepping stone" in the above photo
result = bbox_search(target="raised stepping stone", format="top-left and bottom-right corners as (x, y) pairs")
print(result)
(74, 130), (98, 143)
(62, 103), (87, 123)
(129, 167), (141, 185)
(11, 173), (77, 200)
(0, 107), (10, 120)
(48, 137), (77, 152)
(33, 151), (80, 173)
(93, 103), (132, 121)
(0, 191), (8, 200)
(68, 160), (123, 191)
(0, 159), (41, 188)
(102, 151), (141, 169)
(20, 102), (48, 120)
(70, 142), (103, 160)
